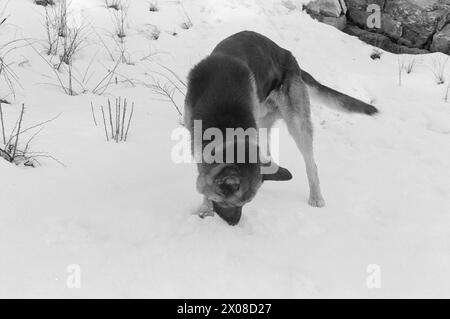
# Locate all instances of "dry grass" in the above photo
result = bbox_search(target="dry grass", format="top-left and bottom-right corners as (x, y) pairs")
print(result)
(445, 81), (450, 102)
(397, 57), (406, 87)
(144, 64), (186, 116)
(404, 56), (418, 74)
(370, 48), (382, 60)
(0, 3), (27, 102)
(179, 0), (193, 29)
(92, 98), (134, 142)
(111, 2), (129, 41)
(429, 56), (449, 85)
(35, 0), (55, 7)
(149, 0), (159, 12)
(105, 0), (122, 10)
(0, 103), (62, 167)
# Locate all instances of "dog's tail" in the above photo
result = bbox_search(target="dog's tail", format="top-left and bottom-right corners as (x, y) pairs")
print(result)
(301, 70), (378, 115)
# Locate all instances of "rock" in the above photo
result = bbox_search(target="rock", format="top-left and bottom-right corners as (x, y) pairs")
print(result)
(345, 0), (437, 47)
(383, 0), (437, 48)
(345, 0), (386, 28)
(339, 0), (348, 14)
(305, 0), (345, 18)
(398, 37), (414, 47)
(436, 11), (450, 32)
(304, 0), (348, 30)
(344, 24), (430, 54)
(344, 24), (391, 46)
(322, 15), (348, 30)
(305, 0), (450, 55)
(431, 24), (450, 54)
(381, 13), (403, 40)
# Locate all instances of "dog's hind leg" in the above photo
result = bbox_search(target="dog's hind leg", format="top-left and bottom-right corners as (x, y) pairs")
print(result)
(258, 110), (278, 161)
(258, 105), (295, 179)
(279, 77), (325, 207)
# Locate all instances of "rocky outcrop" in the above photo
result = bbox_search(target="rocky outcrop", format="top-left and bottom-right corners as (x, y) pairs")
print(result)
(304, 0), (450, 55)
(432, 24), (450, 52)
(304, 0), (348, 30)
(344, 25), (430, 54)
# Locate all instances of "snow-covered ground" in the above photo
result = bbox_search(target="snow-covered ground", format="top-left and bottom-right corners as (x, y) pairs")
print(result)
(1, 0), (450, 298)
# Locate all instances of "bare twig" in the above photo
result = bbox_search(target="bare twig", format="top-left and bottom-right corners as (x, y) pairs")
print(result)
(27, 153), (66, 167)
(121, 98), (126, 140)
(100, 105), (109, 141)
(115, 97), (120, 142)
(28, 41), (69, 94)
(0, 147), (12, 162)
(108, 99), (114, 139)
(92, 58), (121, 94)
(8, 112), (61, 143)
(397, 57), (405, 87)
(429, 56), (449, 85)
(405, 56), (417, 74)
(0, 101), (6, 144)
(90, 101), (98, 126)
(105, 0), (122, 10)
(157, 63), (187, 88)
(11, 103), (25, 160)
(111, 2), (129, 41)
(124, 102), (134, 141)
(0, 103), (58, 166)
(445, 81), (450, 102)
(44, 5), (60, 55)
(149, 80), (182, 115)
(91, 25), (115, 61)
(57, 23), (87, 71)
(179, 1), (193, 29)
(97, 98), (134, 142)
(24, 127), (44, 154)
(82, 51), (98, 84)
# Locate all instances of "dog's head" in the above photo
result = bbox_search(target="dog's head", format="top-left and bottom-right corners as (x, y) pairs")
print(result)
(196, 161), (292, 225)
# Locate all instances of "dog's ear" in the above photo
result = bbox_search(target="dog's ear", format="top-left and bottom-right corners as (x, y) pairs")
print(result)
(262, 166), (293, 181)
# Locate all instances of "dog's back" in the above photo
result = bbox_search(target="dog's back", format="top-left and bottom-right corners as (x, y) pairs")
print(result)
(185, 31), (288, 131)
(185, 54), (256, 136)
(211, 31), (294, 102)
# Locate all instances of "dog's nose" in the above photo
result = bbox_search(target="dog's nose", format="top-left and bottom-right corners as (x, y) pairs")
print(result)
(212, 202), (242, 226)
(218, 176), (240, 196)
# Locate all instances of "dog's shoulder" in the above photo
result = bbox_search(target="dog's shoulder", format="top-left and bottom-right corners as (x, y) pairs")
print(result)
(186, 53), (256, 128)
(187, 54), (251, 106)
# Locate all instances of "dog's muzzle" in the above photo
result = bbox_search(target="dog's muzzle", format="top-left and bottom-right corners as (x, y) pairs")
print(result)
(212, 202), (242, 226)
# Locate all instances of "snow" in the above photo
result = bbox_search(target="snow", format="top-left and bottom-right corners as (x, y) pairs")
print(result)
(1, 0), (450, 298)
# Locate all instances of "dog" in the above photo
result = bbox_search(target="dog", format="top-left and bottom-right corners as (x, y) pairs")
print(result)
(184, 31), (378, 225)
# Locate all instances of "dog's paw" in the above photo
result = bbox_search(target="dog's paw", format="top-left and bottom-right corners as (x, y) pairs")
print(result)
(197, 205), (215, 219)
(308, 197), (326, 208)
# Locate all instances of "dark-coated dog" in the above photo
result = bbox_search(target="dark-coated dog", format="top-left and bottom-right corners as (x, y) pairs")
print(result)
(184, 31), (378, 225)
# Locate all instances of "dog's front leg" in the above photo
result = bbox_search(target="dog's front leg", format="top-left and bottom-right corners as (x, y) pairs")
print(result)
(197, 196), (215, 218)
